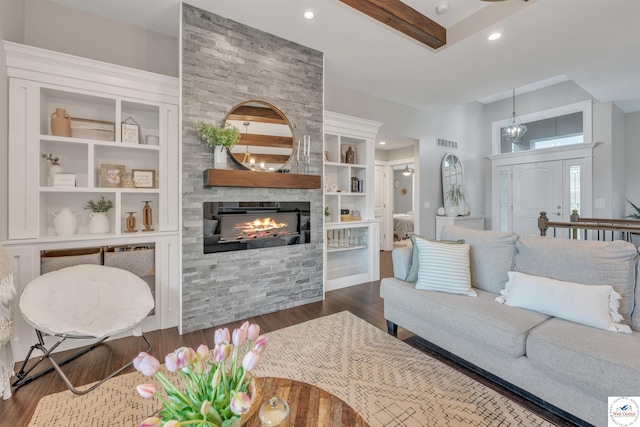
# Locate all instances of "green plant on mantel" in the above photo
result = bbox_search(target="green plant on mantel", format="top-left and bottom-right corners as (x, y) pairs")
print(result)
(446, 183), (465, 206)
(627, 199), (640, 219)
(85, 196), (113, 213)
(197, 122), (241, 149)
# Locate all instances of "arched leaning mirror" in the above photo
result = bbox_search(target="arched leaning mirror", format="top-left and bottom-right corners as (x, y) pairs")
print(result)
(225, 101), (294, 172)
(441, 153), (464, 213)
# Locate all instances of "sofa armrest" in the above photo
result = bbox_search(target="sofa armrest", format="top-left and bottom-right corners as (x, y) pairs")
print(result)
(392, 246), (412, 280)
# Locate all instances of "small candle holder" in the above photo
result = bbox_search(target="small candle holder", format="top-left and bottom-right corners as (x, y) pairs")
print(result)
(125, 211), (137, 233)
(142, 201), (154, 232)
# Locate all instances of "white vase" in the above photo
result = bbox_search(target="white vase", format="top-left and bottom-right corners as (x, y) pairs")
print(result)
(52, 207), (78, 236)
(49, 164), (63, 186)
(213, 146), (228, 169)
(437, 206), (446, 216)
(89, 212), (110, 234)
(446, 206), (459, 217)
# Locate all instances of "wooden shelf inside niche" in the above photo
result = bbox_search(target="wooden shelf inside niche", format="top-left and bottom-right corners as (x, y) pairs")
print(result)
(204, 169), (321, 189)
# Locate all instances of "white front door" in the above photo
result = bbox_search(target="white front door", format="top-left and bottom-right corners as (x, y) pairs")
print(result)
(512, 160), (564, 237)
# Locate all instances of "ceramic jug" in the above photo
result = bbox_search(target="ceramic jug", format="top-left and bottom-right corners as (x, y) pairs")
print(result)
(51, 108), (72, 137)
(52, 207), (78, 236)
(89, 212), (110, 234)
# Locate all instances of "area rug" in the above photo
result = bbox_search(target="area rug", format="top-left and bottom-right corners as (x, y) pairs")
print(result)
(29, 311), (556, 426)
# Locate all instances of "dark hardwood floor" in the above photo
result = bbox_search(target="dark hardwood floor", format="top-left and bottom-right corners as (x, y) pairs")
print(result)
(2, 251), (578, 427)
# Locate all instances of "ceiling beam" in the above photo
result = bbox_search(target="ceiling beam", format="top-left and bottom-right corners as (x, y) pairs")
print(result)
(339, 0), (446, 49)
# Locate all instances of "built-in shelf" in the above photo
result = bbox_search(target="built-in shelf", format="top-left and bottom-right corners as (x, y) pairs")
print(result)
(204, 169), (321, 189)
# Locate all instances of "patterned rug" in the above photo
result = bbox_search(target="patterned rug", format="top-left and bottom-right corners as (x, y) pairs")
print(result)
(29, 311), (556, 426)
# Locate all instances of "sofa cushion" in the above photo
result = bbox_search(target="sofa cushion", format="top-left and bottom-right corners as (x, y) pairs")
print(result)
(380, 278), (549, 357)
(514, 236), (638, 323)
(392, 246), (412, 280)
(496, 271), (631, 333)
(440, 225), (518, 293)
(405, 234), (464, 283)
(415, 238), (475, 296)
(527, 318), (640, 396)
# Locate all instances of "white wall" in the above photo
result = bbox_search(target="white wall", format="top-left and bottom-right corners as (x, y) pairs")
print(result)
(625, 111), (640, 215)
(393, 170), (414, 214)
(24, 0), (178, 77)
(375, 146), (414, 162)
(592, 102), (615, 218)
(612, 104), (626, 218)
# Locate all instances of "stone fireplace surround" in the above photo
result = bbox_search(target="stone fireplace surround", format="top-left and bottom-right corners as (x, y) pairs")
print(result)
(181, 4), (324, 333)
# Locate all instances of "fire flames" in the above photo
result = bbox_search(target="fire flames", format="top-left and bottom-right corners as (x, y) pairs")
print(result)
(234, 217), (290, 239)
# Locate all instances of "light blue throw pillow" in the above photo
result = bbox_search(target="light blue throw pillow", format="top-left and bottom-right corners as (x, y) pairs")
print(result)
(405, 233), (464, 283)
(415, 238), (476, 296)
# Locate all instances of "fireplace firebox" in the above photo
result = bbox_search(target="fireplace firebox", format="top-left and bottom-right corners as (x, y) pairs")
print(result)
(203, 202), (310, 253)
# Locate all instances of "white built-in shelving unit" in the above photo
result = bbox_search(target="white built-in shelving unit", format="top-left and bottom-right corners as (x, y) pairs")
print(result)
(323, 112), (382, 291)
(2, 41), (180, 360)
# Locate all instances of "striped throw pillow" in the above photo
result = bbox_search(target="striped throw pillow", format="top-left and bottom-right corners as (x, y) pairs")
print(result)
(415, 238), (476, 297)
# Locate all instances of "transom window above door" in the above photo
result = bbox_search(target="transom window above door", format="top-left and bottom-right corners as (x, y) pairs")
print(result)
(492, 100), (592, 155)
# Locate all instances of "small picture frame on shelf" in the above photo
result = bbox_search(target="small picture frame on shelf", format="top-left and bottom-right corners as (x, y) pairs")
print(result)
(52, 173), (76, 187)
(100, 164), (125, 188)
(121, 116), (141, 144)
(131, 169), (156, 188)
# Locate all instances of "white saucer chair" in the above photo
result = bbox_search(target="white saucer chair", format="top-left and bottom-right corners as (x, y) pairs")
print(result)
(12, 264), (154, 394)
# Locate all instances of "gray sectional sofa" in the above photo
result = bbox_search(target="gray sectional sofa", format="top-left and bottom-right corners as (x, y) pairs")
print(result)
(380, 224), (640, 427)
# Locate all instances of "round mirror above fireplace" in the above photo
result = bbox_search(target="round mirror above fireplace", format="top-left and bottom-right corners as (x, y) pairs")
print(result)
(225, 101), (294, 172)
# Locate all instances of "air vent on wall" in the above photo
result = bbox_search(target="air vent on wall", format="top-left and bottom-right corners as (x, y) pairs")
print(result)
(437, 138), (458, 149)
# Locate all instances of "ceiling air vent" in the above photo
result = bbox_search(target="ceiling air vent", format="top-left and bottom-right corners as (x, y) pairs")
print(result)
(437, 138), (458, 149)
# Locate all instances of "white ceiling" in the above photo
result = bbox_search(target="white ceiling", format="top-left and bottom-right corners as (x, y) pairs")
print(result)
(51, 0), (640, 148)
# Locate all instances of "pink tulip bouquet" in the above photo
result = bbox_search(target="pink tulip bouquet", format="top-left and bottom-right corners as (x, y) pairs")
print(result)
(133, 321), (267, 427)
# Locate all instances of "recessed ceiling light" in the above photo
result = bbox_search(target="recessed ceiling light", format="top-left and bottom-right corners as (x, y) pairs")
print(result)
(488, 32), (502, 41)
(379, 141), (386, 145)
(303, 11), (315, 20)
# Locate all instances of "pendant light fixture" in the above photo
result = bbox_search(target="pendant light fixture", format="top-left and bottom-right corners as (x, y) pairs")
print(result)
(503, 89), (527, 144)
(402, 164), (414, 176)
(241, 122), (253, 167)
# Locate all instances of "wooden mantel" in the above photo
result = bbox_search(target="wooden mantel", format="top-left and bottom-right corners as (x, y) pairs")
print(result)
(204, 169), (321, 189)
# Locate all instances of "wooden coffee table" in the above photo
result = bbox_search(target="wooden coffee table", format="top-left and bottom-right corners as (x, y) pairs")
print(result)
(245, 377), (369, 426)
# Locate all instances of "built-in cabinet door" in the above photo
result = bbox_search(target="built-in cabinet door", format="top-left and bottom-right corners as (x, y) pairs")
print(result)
(8, 79), (39, 240)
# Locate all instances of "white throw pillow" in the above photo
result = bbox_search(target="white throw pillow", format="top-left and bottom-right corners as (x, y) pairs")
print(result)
(495, 271), (631, 334)
(415, 238), (476, 297)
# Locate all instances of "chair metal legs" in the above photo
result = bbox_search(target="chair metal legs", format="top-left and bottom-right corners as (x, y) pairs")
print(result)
(12, 330), (151, 395)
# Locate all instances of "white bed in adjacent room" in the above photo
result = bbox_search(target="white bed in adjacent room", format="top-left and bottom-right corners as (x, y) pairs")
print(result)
(393, 211), (414, 240)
